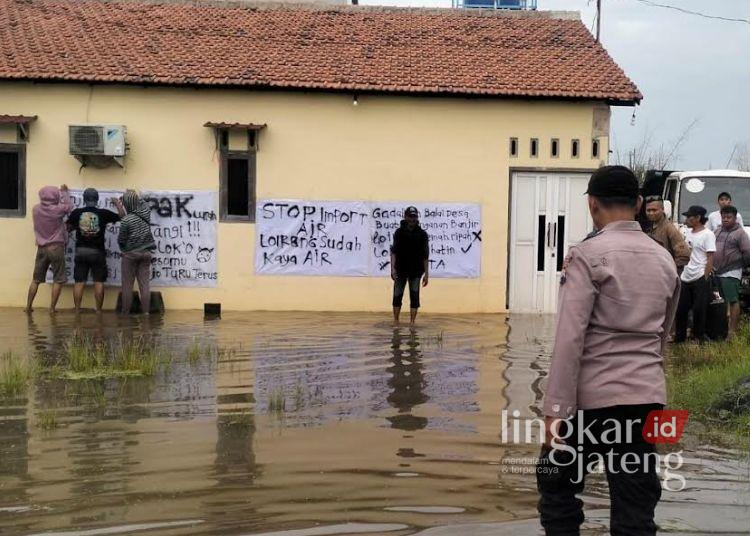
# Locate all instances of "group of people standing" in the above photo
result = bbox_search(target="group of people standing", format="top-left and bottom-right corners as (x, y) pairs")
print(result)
(643, 191), (749, 341)
(539, 167), (749, 536)
(26, 185), (156, 314)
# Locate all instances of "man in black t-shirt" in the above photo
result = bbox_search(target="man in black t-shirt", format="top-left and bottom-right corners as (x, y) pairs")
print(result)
(67, 188), (124, 312)
(390, 206), (429, 325)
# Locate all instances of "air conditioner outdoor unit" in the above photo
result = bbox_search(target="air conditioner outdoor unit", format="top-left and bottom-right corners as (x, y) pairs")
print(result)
(69, 124), (126, 157)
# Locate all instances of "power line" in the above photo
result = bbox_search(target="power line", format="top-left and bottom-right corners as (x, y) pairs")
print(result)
(631, 0), (750, 25)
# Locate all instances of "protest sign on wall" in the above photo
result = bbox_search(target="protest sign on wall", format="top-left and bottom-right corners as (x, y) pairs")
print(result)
(255, 200), (370, 276)
(256, 200), (481, 278)
(370, 203), (481, 278)
(144, 190), (218, 287)
(50, 189), (218, 287)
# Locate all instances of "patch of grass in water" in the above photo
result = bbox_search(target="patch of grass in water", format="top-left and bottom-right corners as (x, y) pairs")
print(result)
(60, 333), (169, 380)
(114, 335), (163, 375)
(186, 338), (233, 364)
(186, 338), (203, 364)
(293, 382), (305, 411)
(36, 409), (59, 430)
(64, 334), (107, 373)
(0, 350), (35, 399)
(268, 388), (286, 414)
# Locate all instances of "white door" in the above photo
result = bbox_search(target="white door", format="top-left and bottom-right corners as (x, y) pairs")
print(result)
(509, 172), (593, 313)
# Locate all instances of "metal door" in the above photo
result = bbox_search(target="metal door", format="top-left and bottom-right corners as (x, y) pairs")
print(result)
(509, 172), (593, 312)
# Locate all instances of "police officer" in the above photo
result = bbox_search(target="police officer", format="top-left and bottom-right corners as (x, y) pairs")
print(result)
(536, 166), (681, 536)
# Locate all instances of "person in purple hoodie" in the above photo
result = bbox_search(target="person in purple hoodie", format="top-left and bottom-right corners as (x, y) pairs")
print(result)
(25, 184), (73, 313)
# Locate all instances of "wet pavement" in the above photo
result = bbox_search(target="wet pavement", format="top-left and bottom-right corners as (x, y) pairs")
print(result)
(0, 310), (748, 535)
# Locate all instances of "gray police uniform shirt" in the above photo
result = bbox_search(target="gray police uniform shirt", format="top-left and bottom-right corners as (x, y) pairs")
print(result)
(543, 220), (681, 419)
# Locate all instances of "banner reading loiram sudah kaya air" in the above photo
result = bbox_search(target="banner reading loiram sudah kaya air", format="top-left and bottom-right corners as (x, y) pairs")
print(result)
(254, 199), (482, 278)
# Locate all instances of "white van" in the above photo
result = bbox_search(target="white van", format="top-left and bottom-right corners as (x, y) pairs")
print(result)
(661, 170), (750, 233)
(649, 169), (750, 309)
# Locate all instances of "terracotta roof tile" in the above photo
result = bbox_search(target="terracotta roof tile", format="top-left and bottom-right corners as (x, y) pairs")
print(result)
(0, 0), (642, 103)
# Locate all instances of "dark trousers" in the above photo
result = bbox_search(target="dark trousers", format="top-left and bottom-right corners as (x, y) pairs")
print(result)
(121, 251), (153, 314)
(392, 276), (421, 309)
(536, 404), (663, 536)
(675, 277), (710, 343)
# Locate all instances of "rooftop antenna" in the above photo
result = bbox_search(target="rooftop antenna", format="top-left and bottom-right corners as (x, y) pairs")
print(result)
(596, 0), (602, 41)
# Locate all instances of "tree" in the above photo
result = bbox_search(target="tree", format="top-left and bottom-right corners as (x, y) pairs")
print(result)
(728, 142), (750, 171)
(613, 119), (699, 183)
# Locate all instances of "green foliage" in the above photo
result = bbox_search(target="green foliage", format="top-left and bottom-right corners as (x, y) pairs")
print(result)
(186, 338), (203, 364)
(668, 324), (750, 442)
(0, 350), (35, 399)
(36, 410), (59, 430)
(64, 333), (107, 373)
(114, 335), (162, 375)
(61, 332), (169, 379)
(185, 338), (234, 364)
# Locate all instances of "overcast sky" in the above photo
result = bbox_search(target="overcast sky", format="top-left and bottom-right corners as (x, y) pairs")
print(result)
(360, 0), (750, 171)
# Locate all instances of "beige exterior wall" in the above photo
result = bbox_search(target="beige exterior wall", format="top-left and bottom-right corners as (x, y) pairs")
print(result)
(0, 82), (609, 312)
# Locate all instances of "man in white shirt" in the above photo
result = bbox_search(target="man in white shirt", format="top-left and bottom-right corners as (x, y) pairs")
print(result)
(707, 192), (743, 231)
(675, 205), (716, 343)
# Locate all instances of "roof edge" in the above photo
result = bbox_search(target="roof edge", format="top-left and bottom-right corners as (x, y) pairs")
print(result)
(76, 0), (582, 20)
(0, 77), (640, 105)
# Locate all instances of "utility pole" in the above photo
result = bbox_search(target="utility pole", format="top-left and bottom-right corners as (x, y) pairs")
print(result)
(596, 0), (602, 42)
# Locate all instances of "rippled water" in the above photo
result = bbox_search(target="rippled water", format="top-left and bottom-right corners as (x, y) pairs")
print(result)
(0, 310), (748, 536)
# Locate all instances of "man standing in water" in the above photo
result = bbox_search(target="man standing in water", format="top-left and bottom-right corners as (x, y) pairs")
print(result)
(67, 188), (124, 312)
(390, 206), (429, 325)
(26, 184), (73, 313)
(536, 166), (680, 536)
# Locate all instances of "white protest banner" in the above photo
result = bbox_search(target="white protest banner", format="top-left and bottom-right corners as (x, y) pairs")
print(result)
(144, 190), (218, 287)
(255, 200), (481, 278)
(51, 189), (218, 287)
(370, 203), (481, 278)
(255, 200), (370, 276)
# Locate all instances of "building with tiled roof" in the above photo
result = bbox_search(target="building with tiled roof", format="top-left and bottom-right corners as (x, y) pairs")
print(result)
(0, 0), (640, 102)
(0, 0), (640, 313)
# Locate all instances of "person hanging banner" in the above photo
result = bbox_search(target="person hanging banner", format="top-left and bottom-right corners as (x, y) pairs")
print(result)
(51, 189), (218, 287)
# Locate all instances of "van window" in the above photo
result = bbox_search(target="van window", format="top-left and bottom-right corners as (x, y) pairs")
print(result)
(678, 177), (750, 224)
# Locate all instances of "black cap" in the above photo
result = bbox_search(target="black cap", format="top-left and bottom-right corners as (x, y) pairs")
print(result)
(682, 205), (707, 218)
(585, 165), (639, 199)
(404, 206), (419, 217)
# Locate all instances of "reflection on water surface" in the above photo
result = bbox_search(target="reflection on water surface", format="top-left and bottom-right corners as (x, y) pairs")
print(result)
(0, 311), (747, 535)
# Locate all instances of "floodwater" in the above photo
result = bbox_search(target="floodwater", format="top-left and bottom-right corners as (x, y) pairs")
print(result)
(0, 310), (748, 536)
